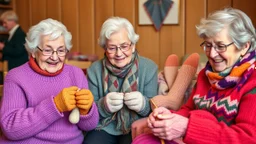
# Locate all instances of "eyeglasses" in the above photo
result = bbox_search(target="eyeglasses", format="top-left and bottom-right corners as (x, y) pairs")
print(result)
(200, 41), (234, 53)
(105, 43), (132, 54)
(37, 47), (68, 57)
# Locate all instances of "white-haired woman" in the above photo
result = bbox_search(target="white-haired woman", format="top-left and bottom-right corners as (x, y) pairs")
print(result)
(0, 18), (99, 144)
(133, 7), (256, 144)
(84, 17), (158, 144)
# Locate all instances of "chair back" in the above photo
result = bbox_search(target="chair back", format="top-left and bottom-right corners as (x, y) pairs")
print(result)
(0, 61), (8, 81)
(0, 84), (3, 99)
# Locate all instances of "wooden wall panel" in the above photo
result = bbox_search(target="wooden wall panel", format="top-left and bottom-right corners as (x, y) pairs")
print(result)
(233, 0), (256, 27)
(170, 0), (184, 63)
(185, 0), (206, 55)
(207, 0), (232, 14)
(46, 0), (61, 21)
(114, 0), (135, 26)
(12, 0), (256, 70)
(61, 0), (79, 52)
(136, 26), (159, 65)
(78, 0), (95, 55)
(15, 0), (30, 33)
(159, 0), (185, 69)
(135, 0), (159, 66)
(30, 0), (46, 25)
(95, 0), (114, 59)
(159, 26), (173, 69)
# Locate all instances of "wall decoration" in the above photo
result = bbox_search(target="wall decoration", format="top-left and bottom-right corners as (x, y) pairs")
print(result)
(139, 0), (180, 31)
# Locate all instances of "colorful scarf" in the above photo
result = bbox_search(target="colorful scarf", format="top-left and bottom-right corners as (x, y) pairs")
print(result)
(194, 50), (256, 125)
(98, 52), (139, 134)
(205, 50), (256, 90)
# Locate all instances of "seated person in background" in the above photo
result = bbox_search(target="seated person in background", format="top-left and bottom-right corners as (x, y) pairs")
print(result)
(134, 7), (256, 144)
(0, 18), (99, 144)
(84, 17), (158, 144)
(0, 10), (28, 70)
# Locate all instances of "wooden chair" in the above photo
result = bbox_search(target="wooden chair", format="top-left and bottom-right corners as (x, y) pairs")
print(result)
(0, 84), (3, 99)
(0, 60), (8, 80)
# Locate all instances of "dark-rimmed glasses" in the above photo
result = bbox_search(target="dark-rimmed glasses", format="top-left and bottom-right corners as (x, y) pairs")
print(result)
(37, 47), (68, 57)
(105, 43), (132, 54)
(200, 41), (234, 53)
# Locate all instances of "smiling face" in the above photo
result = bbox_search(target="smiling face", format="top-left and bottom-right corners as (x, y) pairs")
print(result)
(105, 28), (135, 68)
(204, 28), (248, 72)
(32, 35), (66, 73)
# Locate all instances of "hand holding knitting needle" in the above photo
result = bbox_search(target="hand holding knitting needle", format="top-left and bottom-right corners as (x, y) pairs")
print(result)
(149, 99), (166, 144)
(148, 103), (188, 141)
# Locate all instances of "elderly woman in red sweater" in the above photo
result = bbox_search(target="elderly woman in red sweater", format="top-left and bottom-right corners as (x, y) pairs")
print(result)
(133, 7), (256, 144)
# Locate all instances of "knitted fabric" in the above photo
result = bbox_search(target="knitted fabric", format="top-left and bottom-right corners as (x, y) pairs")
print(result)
(152, 53), (199, 110)
(175, 50), (256, 143)
(132, 133), (179, 144)
(100, 52), (139, 134)
(205, 50), (255, 90)
(194, 50), (256, 125)
(0, 63), (99, 144)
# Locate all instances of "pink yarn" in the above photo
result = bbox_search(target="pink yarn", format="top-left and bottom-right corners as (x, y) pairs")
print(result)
(132, 133), (178, 144)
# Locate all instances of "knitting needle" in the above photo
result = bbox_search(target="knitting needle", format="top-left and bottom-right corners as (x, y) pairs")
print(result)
(150, 99), (165, 144)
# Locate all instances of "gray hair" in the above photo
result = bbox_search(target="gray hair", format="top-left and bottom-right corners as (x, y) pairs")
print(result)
(98, 17), (139, 48)
(196, 8), (256, 51)
(0, 10), (18, 23)
(25, 18), (72, 54)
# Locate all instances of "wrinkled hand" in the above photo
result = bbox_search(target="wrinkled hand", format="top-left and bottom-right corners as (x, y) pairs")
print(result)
(104, 92), (124, 113)
(54, 86), (78, 112)
(75, 89), (94, 115)
(131, 117), (152, 140)
(124, 91), (146, 112)
(148, 107), (188, 141)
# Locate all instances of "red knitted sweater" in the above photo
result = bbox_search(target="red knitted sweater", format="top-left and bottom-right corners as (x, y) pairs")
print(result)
(176, 68), (256, 143)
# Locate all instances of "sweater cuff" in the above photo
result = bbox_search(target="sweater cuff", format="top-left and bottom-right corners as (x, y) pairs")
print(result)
(80, 103), (98, 119)
(39, 96), (64, 124)
(97, 97), (112, 117)
(183, 110), (219, 143)
(138, 97), (151, 116)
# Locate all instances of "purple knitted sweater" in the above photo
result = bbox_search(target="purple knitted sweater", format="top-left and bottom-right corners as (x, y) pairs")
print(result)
(0, 63), (99, 144)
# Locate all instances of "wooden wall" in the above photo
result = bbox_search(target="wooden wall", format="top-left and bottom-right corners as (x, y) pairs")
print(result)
(12, 0), (256, 70)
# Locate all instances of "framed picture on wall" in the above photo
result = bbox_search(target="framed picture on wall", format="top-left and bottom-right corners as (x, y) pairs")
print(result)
(138, 0), (180, 25)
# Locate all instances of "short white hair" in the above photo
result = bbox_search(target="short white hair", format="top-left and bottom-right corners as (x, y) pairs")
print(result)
(25, 18), (72, 54)
(196, 8), (256, 51)
(98, 17), (139, 48)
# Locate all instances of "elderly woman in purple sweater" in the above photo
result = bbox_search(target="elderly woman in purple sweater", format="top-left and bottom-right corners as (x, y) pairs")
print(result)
(0, 18), (99, 143)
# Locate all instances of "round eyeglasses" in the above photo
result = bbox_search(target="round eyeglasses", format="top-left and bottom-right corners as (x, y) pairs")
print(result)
(200, 41), (234, 53)
(105, 43), (132, 54)
(37, 47), (68, 57)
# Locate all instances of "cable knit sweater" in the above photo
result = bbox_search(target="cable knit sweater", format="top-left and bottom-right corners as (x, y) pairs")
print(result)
(176, 68), (256, 143)
(87, 56), (158, 135)
(0, 63), (99, 144)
